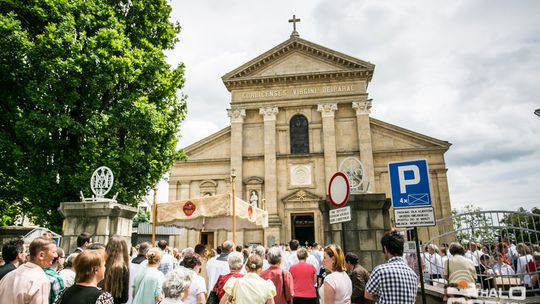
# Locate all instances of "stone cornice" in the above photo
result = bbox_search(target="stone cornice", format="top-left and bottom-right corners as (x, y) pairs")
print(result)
(224, 70), (373, 91)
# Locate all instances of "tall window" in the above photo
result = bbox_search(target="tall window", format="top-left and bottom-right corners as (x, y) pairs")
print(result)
(290, 114), (309, 154)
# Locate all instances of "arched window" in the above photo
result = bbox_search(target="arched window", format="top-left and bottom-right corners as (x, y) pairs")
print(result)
(290, 115), (309, 154)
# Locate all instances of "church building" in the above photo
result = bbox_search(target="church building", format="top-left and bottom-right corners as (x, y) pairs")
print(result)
(168, 21), (452, 249)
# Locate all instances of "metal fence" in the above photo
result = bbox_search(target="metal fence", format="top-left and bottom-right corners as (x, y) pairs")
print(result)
(407, 210), (540, 295)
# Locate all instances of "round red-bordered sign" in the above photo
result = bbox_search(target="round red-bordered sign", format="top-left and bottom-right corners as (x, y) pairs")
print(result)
(182, 201), (196, 216)
(328, 172), (350, 208)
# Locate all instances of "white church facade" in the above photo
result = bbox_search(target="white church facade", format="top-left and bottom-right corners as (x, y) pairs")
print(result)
(168, 29), (452, 249)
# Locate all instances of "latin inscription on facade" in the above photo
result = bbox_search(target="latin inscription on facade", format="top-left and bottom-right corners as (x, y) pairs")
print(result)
(238, 84), (357, 101)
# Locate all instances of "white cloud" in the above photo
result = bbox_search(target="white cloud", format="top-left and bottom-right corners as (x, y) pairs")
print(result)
(160, 0), (540, 212)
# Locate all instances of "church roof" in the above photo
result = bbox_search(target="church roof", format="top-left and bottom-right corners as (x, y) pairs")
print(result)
(181, 117), (450, 161)
(222, 36), (375, 91)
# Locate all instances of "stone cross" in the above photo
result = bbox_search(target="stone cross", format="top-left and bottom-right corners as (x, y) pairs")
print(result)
(288, 15), (301, 38)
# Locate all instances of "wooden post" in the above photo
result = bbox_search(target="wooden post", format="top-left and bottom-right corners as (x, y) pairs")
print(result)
(151, 186), (158, 246)
(231, 169), (237, 243)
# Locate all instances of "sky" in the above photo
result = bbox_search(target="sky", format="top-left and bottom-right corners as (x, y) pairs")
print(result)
(151, 0), (540, 212)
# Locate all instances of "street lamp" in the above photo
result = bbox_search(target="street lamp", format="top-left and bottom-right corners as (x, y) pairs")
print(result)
(230, 169), (237, 243)
(535, 109), (540, 117)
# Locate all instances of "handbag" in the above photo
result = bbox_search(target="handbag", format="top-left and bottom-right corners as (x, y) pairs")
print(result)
(206, 291), (219, 304)
(227, 278), (241, 304)
(207, 275), (223, 304)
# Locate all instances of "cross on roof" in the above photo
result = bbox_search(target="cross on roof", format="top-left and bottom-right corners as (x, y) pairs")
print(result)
(288, 15), (301, 38)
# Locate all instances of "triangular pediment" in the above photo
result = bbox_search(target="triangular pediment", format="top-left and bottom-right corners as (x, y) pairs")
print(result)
(184, 127), (231, 160)
(222, 37), (375, 90)
(253, 52), (343, 76)
(370, 118), (451, 152)
(282, 189), (322, 203)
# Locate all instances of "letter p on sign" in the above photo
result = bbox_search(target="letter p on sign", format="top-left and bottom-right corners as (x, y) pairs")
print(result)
(397, 165), (420, 193)
(388, 159), (432, 209)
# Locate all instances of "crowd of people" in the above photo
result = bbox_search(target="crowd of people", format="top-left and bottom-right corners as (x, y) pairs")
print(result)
(2, 229), (537, 304)
(409, 238), (540, 299)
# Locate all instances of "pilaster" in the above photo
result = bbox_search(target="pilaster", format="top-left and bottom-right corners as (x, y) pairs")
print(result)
(317, 103), (338, 188)
(352, 100), (375, 191)
(227, 108), (246, 195)
(259, 106), (279, 216)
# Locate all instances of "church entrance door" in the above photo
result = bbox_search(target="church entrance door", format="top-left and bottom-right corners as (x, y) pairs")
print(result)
(201, 232), (214, 250)
(291, 214), (315, 247)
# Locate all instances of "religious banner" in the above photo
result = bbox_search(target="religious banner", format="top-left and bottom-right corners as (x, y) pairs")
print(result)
(156, 193), (268, 230)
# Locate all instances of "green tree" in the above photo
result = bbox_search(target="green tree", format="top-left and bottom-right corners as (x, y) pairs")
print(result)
(500, 207), (540, 244)
(0, 0), (186, 231)
(452, 204), (497, 245)
(132, 208), (150, 227)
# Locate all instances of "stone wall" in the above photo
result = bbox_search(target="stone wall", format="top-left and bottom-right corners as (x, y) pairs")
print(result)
(59, 201), (137, 253)
(319, 193), (391, 271)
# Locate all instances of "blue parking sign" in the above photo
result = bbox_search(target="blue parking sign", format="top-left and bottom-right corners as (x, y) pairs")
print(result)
(388, 159), (432, 209)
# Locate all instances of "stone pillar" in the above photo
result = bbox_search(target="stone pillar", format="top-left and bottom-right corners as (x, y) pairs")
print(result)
(259, 106), (281, 247)
(59, 201), (137, 253)
(259, 106), (278, 214)
(227, 108), (246, 196)
(317, 103), (338, 188)
(179, 182), (190, 200)
(353, 100), (376, 191)
(319, 194), (391, 271)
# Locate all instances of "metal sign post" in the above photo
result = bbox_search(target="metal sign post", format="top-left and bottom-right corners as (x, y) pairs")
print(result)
(328, 172), (351, 252)
(388, 159), (435, 304)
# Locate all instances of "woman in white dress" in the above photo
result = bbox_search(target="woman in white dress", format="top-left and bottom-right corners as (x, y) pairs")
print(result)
(319, 244), (352, 304)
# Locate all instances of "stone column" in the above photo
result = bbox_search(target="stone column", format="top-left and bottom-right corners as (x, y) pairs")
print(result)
(259, 106), (280, 247)
(227, 108), (246, 196)
(317, 103), (338, 188)
(179, 182), (190, 200)
(352, 100), (375, 192)
(259, 106), (278, 214)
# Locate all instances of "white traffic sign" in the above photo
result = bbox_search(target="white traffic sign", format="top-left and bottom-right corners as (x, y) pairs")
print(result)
(394, 207), (436, 228)
(329, 206), (351, 224)
(328, 172), (350, 208)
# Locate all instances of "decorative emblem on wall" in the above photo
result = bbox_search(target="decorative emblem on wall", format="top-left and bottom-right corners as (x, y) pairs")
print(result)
(290, 164), (312, 187)
(339, 157), (365, 194)
(182, 201), (196, 216)
(296, 190), (307, 202)
(90, 166), (114, 198)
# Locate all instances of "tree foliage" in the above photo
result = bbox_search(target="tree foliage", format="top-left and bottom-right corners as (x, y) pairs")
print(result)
(452, 205), (540, 246)
(452, 204), (497, 245)
(0, 0), (186, 232)
(500, 207), (540, 244)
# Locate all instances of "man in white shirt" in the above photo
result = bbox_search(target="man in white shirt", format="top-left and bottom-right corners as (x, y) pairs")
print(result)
(310, 242), (323, 271)
(0, 236), (56, 304)
(157, 240), (176, 275)
(206, 240), (235, 291)
(179, 254), (207, 304)
(464, 241), (480, 267)
(283, 239), (318, 271)
(427, 244), (444, 284)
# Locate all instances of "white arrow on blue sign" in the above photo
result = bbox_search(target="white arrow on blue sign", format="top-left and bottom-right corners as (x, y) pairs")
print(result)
(388, 159), (432, 209)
